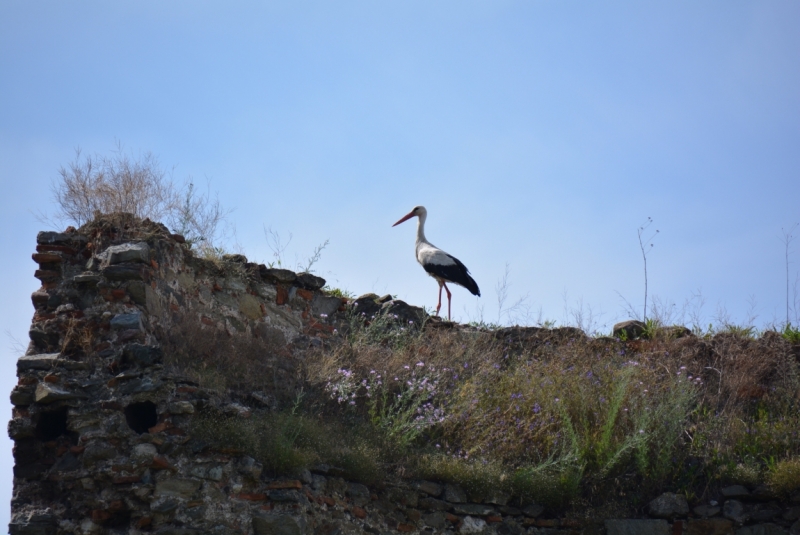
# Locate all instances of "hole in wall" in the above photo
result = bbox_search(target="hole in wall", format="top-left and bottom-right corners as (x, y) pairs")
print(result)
(124, 401), (158, 434)
(35, 407), (68, 441)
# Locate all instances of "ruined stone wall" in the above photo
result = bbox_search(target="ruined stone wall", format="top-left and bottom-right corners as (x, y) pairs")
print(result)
(8, 216), (800, 535)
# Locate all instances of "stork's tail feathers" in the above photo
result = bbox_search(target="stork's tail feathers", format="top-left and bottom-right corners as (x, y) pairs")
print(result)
(464, 274), (480, 296)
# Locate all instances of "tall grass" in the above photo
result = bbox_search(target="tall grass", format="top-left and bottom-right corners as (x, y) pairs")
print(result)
(162, 304), (800, 511)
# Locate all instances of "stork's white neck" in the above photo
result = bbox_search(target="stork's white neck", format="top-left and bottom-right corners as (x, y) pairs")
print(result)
(416, 212), (429, 245)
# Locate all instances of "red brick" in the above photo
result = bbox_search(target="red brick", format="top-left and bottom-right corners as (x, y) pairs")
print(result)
(537, 519), (559, 527)
(43, 374), (59, 383)
(322, 496), (336, 506)
(200, 316), (215, 326)
(397, 524), (415, 532)
(32, 253), (62, 264)
(91, 510), (112, 524)
(150, 455), (176, 471)
(236, 493), (267, 501)
(70, 446), (85, 454)
(486, 515), (502, 524)
(267, 480), (302, 490)
(276, 285), (289, 305)
(297, 288), (314, 301)
(136, 517), (152, 529)
(351, 506), (367, 519)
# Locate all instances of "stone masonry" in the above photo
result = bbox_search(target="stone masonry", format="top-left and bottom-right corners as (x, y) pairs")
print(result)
(8, 214), (800, 535)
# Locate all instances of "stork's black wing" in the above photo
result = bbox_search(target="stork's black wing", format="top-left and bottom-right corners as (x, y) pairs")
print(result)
(423, 255), (480, 296)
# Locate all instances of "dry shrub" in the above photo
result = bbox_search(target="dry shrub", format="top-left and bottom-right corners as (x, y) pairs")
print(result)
(49, 144), (229, 256)
(53, 145), (173, 227)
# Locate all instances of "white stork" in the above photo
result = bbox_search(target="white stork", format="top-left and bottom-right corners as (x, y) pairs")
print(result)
(392, 205), (480, 320)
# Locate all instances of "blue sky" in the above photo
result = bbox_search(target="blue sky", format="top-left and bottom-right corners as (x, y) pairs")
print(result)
(1, 1), (799, 526)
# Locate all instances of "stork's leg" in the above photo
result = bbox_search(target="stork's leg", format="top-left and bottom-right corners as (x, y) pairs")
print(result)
(443, 282), (452, 321)
(436, 281), (444, 317)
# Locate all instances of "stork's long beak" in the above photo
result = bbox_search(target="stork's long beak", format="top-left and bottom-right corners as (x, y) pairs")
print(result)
(392, 211), (416, 227)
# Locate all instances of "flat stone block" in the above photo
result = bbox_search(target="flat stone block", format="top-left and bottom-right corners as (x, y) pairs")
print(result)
(605, 519), (670, 535)
(104, 242), (150, 264)
(111, 312), (142, 331)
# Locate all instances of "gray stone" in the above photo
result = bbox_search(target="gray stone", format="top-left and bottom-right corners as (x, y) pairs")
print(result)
(351, 294), (383, 319)
(422, 511), (447, 529)
(295, 272), (326, 290)
(132, 443), (157, 462)
(791, 520), (800, 535)
(612, 320), (647, 339)
(269, 490), (304, 503)
(722, 485), (751, 498)
(459, 516), (487, 534)
(104, 242), (150, 264)
(252, 513), (307, 535)
(82, 441), (116, 464)
(260, 268), (297, 284)
(150, 498), (179, 513)
(119, 377), (161, 394)
(416, 480), (443, 497)
(168, 401), (195, 415)
(498, 505), (521, 516)
(724, 500), (749, 523)
(127, 281), (147, 305)
(735, 524), (789, 535)
(605, 519), (670, 535)
(311, 474), (326, 492)
(444, 484), (467, 503)
(37, 231), (84, 245)
(10, 387), (34, 406)
(207, 465), (224, 481)
(648, 492), (689, 519)
(52, 452), (80, 472)
(311, 294), (342, 317)
(34, 383), (86, 404)
(785, 506), (800, 521)
(9, 509), (57, 535)
(451, 503), (495, 516)
(123, 343), (162, 366)
(381, 299), (425, 325)
(347, 482), (370, 498)
(28, 328), (58, 350)
(521, 504), (544, 518)
(751, 485), (778, 501)
(419, 496), (448, 511)
(694, 504), (721, 517)
(155, 478), (202, 499)
(238, 456), (262, 479)
(750, 504), (782, 522)
(17, 353), (61, 372)
(111, 312), (142, 331)
(102, 263), (145, 281)
(73, 273), (101, 285)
